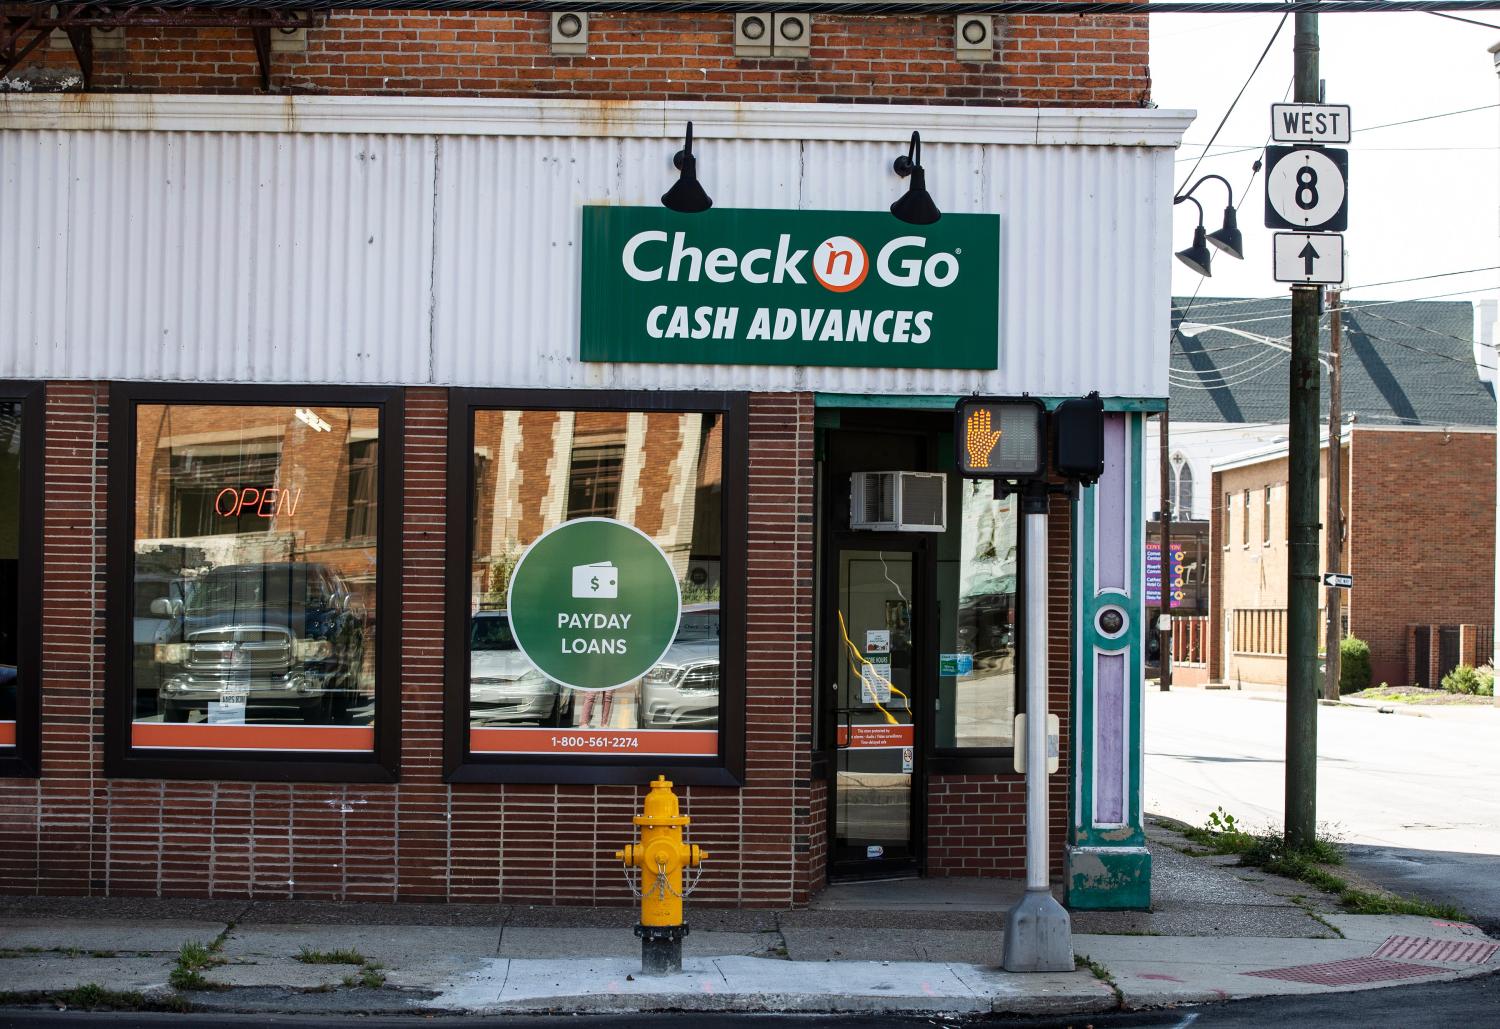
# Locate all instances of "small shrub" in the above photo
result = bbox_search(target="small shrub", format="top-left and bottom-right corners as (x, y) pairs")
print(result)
(1476, 664), (1495, 697)
(1442, 664), (1484, 695)
(1339, 637), (1372, 694)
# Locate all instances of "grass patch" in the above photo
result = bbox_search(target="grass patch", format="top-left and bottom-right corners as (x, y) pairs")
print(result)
(341, 962), (386, 989)
(0, 986), (193, 1013)
(169, 938), (227, 991)
(1338, 888), (1468, 921)
(1184, 809), (1472, 922)
(1075, 954), (1122, 1004)
(296, 947), (368, 966)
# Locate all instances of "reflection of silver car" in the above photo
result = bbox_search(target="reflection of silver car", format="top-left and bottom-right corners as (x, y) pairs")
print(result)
(470, 611), (572, 726)
(134, 575), (186, 718)
(639, 603), (719, 729)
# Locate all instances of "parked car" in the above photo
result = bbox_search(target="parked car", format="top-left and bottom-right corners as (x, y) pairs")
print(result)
(155, 562), (366, 724)
(639, 603), (719, 729)
(469, 611), (573, 726)
(133, 574), (187, 719)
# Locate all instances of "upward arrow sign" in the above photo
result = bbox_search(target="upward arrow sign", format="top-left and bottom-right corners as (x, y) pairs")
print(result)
(1298, 240), (1320, 275)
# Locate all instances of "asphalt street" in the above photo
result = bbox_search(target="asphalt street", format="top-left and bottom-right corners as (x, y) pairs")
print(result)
(5, 972), (1500, 1026)
(1144, 688), (1500, 931)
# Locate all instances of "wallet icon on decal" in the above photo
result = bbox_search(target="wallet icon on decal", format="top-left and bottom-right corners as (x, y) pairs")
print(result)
(571, 562), (619, 599)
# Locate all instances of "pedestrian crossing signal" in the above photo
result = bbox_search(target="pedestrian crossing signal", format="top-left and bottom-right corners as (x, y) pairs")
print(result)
(953, 397), (1046, 479)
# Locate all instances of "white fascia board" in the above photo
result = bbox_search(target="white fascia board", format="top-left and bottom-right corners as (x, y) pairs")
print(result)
(0, 93), (1195, 147)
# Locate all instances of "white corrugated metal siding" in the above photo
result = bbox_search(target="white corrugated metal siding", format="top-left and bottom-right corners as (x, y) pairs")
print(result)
(1, 96), (1188, 397)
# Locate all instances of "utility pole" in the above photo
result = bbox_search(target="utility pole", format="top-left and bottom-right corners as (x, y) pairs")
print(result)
(1322, 290), (1343, 702)
(1159, 410), (1173, 691)
(1285, 10), (1322, 851)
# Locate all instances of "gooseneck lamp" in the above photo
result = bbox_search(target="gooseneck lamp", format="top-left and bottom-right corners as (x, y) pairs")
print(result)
(1173, 197), (1214, 278)
(890, 131), (941, 225)
(661, 121), (713, 214)
(1173, 173), (1245, 275)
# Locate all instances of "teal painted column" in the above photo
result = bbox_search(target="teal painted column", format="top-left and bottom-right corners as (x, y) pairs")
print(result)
(1064, 412), (1151, 910)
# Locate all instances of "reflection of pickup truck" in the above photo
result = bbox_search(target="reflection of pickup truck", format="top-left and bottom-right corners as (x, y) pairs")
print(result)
(470, 611), (572, 726)
(133, 574), (186, 719)
(155, 562), (366, 724)
(638, 603), (719, 729)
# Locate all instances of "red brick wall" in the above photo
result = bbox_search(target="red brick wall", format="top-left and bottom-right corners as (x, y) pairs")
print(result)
(927, 490), (1069, 878)
(1348, 429), (1496, 688)
(0, 385), (825, 906)
(13, 12), (1149, 107)
(0, 384), (1076, 900)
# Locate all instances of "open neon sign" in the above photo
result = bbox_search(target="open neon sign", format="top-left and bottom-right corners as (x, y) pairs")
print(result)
(215, 486), (303, 519)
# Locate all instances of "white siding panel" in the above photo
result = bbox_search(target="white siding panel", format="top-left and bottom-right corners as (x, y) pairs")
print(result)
(5, 123), (1173, 398)
(3, 130), (435, 384)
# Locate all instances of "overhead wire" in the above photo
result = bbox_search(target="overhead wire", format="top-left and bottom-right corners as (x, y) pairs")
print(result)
(1174, 102), (1500, 163)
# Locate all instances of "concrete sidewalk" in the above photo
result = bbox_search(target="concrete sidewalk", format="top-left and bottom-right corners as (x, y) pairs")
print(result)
(0, 820), (1495, 1017)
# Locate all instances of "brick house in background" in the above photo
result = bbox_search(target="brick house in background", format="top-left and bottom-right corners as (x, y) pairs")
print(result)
(0, 5), (1182, 911)
(1148, 297), (1498, 689)
(1210, 426), (1496, 691)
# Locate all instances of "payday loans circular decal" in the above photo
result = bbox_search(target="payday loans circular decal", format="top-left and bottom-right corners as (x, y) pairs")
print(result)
(506, 517), (682, 692)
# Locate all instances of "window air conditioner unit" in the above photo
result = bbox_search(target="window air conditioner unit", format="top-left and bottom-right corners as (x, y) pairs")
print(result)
(849, 471), (947, 532)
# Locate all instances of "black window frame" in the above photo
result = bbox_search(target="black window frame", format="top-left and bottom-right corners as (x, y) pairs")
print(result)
(444, 389), (748, 786)
(0, 380), (43, 778)
(105, 382), (404, 783)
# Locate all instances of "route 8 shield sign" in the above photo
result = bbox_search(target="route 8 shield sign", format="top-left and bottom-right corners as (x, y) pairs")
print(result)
(1264, 145), (1348, 232)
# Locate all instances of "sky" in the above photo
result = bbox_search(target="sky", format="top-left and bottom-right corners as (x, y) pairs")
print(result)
(1151, 10), (1500, 311)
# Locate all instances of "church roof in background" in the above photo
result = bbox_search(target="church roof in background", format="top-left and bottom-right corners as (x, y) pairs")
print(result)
(1169, 297), (1495, 427)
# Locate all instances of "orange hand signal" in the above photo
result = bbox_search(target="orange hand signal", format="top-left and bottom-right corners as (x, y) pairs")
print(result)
(964, 408), (1002, 468)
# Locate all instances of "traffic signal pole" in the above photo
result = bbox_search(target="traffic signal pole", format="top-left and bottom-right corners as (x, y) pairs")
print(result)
(1285, 11), (1322, 852)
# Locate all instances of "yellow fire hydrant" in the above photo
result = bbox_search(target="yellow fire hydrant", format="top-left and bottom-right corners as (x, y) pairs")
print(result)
(615, 774), (707, 975)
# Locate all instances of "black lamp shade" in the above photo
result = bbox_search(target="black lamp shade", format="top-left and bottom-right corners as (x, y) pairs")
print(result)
(661, 122), (712, 213)
(891, 166), (941, 225)
(1207, 205), (1244, 260)
(1175, 225), (1213, 277)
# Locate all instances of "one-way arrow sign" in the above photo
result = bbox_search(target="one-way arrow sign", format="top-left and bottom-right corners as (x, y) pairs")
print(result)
(1322, 572), (1353, 589)
(1274, 232), (1344, 285)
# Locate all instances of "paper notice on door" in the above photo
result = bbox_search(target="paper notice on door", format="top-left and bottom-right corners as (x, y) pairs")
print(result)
(902, 746), (914, 773)
(860, 661), (892, 704)
(864, 629), (891, 654)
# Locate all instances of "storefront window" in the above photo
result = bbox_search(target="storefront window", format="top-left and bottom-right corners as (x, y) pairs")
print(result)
(936, 480), (1018, 749)
(465, 407), (725, 762)
(0, 400), (22, 755)
(127, 403), (381, 754)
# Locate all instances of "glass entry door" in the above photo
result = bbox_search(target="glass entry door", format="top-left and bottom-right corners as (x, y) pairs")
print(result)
(830, 543), (922, 877)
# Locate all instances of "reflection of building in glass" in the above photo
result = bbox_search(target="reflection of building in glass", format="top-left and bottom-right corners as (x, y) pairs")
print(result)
(471, 410), (722, 609)
(468, 409), (724, 736)
(0, 402), (21, 722)
(130, 405), (380, 728)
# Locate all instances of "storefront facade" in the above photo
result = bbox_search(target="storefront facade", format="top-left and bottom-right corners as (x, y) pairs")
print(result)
(0, 91), (1187, 909)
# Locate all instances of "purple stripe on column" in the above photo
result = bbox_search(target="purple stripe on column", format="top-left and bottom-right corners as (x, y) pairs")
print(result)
(1096, 651), (1125, 824)
(1096, 414), (1128, 592)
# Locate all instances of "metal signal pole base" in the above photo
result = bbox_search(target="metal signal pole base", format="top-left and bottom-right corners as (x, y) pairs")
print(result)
(1002, 481), (1074, 973)
(1003, 889), (1074, 972)
(637, 923), (687, 976)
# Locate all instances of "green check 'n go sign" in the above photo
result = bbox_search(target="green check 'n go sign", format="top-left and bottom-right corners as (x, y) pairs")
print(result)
(580, 206), (1000, 370)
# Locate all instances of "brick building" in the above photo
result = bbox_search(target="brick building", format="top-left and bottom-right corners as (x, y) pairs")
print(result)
(0, 5), (1186, 911)
(1209, 426), (1496, 691)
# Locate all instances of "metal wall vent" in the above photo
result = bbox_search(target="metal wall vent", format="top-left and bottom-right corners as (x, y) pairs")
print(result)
(850, 471), (947, 532)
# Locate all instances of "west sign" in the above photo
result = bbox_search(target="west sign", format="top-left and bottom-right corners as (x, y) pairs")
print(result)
(580, 206), (1001, 369)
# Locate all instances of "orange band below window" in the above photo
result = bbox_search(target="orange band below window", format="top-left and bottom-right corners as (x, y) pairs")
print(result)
(836, 724), (914, 749)
(0, 721), (15, 747)
(132, 723), (374, 752)
(470, 727), (717, 757)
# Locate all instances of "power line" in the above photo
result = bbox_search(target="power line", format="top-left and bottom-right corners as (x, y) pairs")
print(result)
(1176, 14), (1287, 193)
(1429, 9), (1500, 26)
(1175, 284), (1500, 331)
(1175, 102), (1500, 163)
